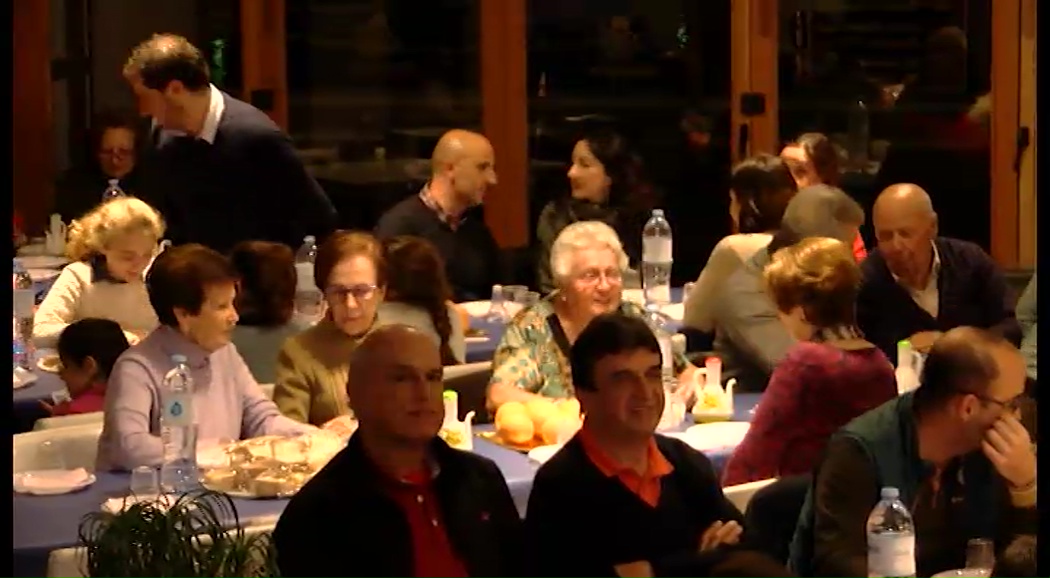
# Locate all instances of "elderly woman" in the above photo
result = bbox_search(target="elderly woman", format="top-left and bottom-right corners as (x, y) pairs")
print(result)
(55, 111), (143, 221)
(273, 231), (386, 426)
(682, 154), (797, 333)
(96, 244), (317, 471)
(487, 221), (697, 408)
(722, 237), (896, 486)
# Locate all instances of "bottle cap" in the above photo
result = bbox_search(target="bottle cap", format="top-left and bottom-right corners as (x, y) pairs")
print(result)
(443, 390), (458, 401)
(898, 339), (911, 347)
(171, 354), (188, 365)
(653, 209), (665, 217)
(880, 486), (900, 499)
(108, 179), (119, 186)
(303, 235), (316, 244)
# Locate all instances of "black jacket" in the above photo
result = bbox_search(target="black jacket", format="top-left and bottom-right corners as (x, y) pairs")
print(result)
(273, 433), (523, 577)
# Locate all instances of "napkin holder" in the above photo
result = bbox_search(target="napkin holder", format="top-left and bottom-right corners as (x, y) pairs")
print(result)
(441, 390), (475, 451)
(691, 357), (736, 422)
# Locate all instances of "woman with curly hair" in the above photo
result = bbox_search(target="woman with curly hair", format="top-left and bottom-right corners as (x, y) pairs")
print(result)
(377, 235), (465, 365)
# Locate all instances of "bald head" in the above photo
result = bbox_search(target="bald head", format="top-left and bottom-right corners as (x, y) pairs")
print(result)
(431, 130), (492, 173)
(348, 324), (439, 393)
(429, 129), (497, 208)
(916, 327), (1025, 419)
(874, 184), (935, 222)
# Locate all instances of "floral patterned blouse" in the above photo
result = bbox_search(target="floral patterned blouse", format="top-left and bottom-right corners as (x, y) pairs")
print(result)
(490, 296), (688, 399)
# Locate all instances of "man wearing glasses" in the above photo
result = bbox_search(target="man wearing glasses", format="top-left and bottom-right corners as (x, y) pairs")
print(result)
(791, 326), (1037, 577)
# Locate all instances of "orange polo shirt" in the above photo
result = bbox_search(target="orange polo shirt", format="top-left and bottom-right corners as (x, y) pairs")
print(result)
(578, 429), (675, 507)
(383, 469), (468, 578)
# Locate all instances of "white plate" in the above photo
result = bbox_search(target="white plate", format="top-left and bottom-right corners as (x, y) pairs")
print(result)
(13, 469), (96, 495)
(527, 444), (563, 465)
(102, 494), (182, 513)
(465, 336), (489, 344)
(675, 421), (751, 452)
(17, 255), (68, 270)
(459, 301), (490, 318)
(27, 268), (60, 283)
(932, 569), (991, 578)
(13, 367), (38, 389)
(37, 354), (61, 373)
(16, 243), (48, 257)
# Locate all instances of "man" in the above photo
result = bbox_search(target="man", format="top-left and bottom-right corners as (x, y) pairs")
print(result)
(712, 184), (865, 392)
(126, 34), (337, 253)
(857, 184), (1021, 363)
(524, 313), (790, 577)
(790, 327), (1037, 577)
(273, 325), (522, 577)
(375, 129), (502, 301)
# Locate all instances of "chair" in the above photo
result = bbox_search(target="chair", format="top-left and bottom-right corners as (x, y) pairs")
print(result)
(46, 523), (276, 577)
(13, 423), (104, 473)
(259, 383), (275, 400)
(743, 473), (812, 564)
(33, 411), (104, 431)
(723, 477), (777, 513)
(443, 362), (493, 424)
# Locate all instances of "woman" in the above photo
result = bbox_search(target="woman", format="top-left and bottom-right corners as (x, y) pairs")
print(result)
(534, 129), (654, 293)
(780, 132), (868, 261)
(487, 221), (696, 408)
(229, 241), (311, 384)
(377, 236), (465, 365)
(34, 196), (163, 347)
(682, 154), (797, 333)
(54, 111), (143, 221)
(273, 231), (386, 426)
(96, 244), (317, 471)
(722, 237), (896, 486)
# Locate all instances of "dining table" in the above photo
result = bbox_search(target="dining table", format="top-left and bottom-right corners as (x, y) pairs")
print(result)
(12, 392), (759, 577)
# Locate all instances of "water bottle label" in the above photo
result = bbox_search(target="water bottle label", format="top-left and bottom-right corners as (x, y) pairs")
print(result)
(13, 289), (34, 316)
(643, 238), (672, 263)
(658, 335), (674, 369)
(162, 393), (194, 427)
(868, 533), (916, 577)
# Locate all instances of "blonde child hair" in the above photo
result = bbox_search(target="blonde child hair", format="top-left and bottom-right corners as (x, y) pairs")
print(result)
(65, 197), (166, 262)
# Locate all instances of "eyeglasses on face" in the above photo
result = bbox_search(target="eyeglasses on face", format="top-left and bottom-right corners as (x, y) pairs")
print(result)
(325, 284), (377, 301)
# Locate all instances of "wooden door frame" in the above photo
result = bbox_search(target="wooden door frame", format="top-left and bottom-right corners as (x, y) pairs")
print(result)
(240, 0), (288, 131)
(1017, 0), (1037, 267)
(731, 0), (779, 162)
(990, 0), (1022, 268)
(13, 0), (55, 234)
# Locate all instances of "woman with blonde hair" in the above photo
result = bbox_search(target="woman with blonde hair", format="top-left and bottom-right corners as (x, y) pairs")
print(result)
(722, 237), (896, 486)
(33, 197), (165, 347)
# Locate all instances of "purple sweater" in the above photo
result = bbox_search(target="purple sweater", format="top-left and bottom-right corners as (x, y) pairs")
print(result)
(97, 325), (315, 471)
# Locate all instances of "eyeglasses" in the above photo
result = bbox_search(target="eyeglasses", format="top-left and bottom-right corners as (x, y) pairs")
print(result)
(325, 284), (377, 302)
(577, 268), (622, 285)
(100, 147), (134, 158)
(963, 391), (1023, 412)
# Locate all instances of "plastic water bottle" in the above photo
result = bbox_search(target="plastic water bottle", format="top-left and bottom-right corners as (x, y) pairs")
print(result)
(160, 354), (198, 494)
(294, 235), (324, 325)
(12, 260), (34, 371)
(867, 487), (916, 578)
(642, 209), (673, 306)
(895, 340), (919, 395)
(643, 305), (682, 431)
(102, 179), (125, 201)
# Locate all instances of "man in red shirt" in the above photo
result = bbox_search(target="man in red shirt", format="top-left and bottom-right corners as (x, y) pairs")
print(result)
(273, 324), (523, 576)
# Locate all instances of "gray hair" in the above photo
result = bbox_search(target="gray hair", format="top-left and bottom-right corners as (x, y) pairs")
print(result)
(550, 221), (629, 286)
(770, 184), (865, 251)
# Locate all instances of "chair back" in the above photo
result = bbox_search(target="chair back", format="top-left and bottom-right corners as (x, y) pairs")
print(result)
(723, 477), (777, 513)
(743, 473), (812, 564)
(33, 411), (104, 431)
(14, 423), (103, 473)
(443, 361), (493, 424)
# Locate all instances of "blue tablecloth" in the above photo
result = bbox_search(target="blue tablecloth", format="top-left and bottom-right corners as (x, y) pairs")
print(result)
(11, 350), (66, 434)
(13, 392), (758, 577)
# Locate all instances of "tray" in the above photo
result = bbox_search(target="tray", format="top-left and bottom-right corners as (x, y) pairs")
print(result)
(475, 430), (544, 453)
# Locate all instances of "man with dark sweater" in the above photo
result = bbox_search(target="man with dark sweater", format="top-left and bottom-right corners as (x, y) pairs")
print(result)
(858, 184), (1021, 363)
(273, 325), (523, 577)
(375, 129), (502, 302)
(524, 312), (791, 577)
(789, 327), (1037, 577)
(126, 34), (337, 253)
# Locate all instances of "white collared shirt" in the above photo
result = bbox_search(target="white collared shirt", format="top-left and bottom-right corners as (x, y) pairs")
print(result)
(892, 242), (941, 318)
(152, 84), (225, 144)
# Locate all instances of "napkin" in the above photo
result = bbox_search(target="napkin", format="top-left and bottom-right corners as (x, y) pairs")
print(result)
(19, 468), (90, 491)
(13, 367), (37, 389)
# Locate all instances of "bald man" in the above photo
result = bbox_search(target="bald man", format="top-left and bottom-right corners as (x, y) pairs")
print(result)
(126, 34), (337, 253)
(856, 183), (1020, 363)
(274, 325), (523, 577)
(375, 130), (503, 301)
(791, 327), (1037, 577)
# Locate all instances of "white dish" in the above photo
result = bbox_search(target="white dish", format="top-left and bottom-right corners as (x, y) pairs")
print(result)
(26, 268), (60, 283)
(527, 444), (563, 465)
(465, 336), (489, 344)
(37, 354), (61, 373)
(932, 569), (991, 578)
(674, 421), (751, 452)
(13, 367), (38, 389)
(459, 301), (491, 318)
(14, 469), (96, 495)
(16, 243), (48, 257)
(17, 255), (68, 270)
(102, 494), (182, 513)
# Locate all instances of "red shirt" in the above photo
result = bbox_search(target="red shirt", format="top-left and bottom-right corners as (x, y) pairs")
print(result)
(722, 342), (897, 486)
(383, 469), (469, 578)
(49, 384), (106, 416)
(852, 233), (867, 263)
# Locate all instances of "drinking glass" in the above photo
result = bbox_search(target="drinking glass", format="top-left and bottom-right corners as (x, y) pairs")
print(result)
(37, 440), (66, 471)
(965, 538), (995, 575)
(129, 466), (159, 497)
(522, 291), (541, 308)
(485, 284), (508, 323)
(503, 285), (528, 318)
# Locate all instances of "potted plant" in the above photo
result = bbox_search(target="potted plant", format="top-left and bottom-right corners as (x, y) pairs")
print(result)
(77, 488), (278, 577)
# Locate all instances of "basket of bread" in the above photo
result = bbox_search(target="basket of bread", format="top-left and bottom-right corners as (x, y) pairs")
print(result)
(482, 398), (583, 451)
(197, 431), (346, 499)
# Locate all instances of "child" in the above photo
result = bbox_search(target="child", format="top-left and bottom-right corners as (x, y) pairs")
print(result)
(44, 318), (131, 416)
(33, 196), (165, 348)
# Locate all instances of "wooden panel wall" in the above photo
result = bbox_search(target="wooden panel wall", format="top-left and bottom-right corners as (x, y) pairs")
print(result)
(13, 1), (55, 234)
(989, 0), (1021, 267)
(479, 0), (528, 248)
(240, 0), (288, 130)
(1018, 0), (1037, 266)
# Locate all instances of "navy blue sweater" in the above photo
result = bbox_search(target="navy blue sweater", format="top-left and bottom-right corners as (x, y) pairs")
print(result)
(140, 93), (337, 253)
(858, 237), (1021, 363)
